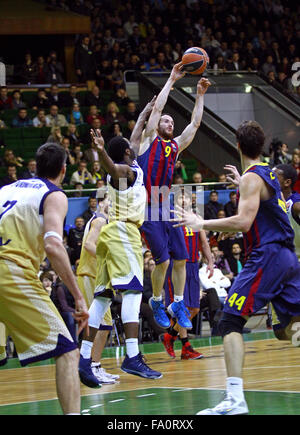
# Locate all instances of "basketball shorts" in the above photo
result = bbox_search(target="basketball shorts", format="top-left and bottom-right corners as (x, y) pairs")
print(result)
(94, 221), (144, 295)
(223, 243), (300, 325)
(77, 274), (112, 330)
(140, 205), (188, 264)
(0, 322), (7, 363)
(164, 261), (200, 309)
(0, 259), (77, 367)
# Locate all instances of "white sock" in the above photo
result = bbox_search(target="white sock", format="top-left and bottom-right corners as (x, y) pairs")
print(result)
(226, 377), (244, 401)
(80, 340), (93, 359)
(174, 295), (183, 302)
(125, 338), (139, 358)
(152, 295), (162, 302)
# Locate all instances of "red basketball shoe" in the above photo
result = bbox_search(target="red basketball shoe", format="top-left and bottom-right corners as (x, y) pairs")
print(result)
(162, 333), (176, 358)
(181, 342), (204, 360)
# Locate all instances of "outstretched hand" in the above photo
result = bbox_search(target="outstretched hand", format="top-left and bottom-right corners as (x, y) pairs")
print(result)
(90, 128), (105, 152)
(142, 95), (157, 118)
(224, 164), (241, 186)
(170, 62), (186, 82)
(171, 205), (204, 231)
(197, 78), (211, 95)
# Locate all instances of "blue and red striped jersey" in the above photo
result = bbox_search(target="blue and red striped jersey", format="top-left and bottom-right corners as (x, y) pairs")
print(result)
(238, 163), (295, 258)
(183, 225), (200, 263)
(137, 136), (179, 204)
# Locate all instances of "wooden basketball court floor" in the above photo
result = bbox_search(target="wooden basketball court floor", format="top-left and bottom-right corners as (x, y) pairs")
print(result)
(1, 331), (300, 415)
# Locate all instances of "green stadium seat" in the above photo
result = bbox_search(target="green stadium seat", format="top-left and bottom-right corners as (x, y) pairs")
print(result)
(3, 128), (22, 141)
(21, 127), (42, 139)
(22, 91), (37, 107)
(22, 138), (43, 149)
(40, 126), (51, 140)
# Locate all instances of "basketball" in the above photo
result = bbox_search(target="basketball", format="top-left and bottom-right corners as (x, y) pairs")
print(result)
(181, 47), (209, 75)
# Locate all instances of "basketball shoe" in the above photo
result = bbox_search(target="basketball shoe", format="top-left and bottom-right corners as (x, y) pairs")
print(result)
(162, 333), (176, 358)
(79, 355), (102, 388)
(91, 363), (117, 384)
(197, 393), (249, 415)
(181, 342), (204, 360)
(149, 297), (171, 328)
(121, 352), (163, 379)
(167, 300), (193, 329)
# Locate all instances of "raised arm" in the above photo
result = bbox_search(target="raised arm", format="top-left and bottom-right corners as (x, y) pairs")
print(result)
(140, 63), (185, 154)
(175, 78), (211, 153)
(130, 96), (156, 156)
(84, 217), (106, 257)
(90, 129), (135, 186)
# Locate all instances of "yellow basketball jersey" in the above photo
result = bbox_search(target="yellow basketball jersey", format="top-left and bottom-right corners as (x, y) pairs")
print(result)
(107, 161), (146, 228)
(0, 178), (61, 272)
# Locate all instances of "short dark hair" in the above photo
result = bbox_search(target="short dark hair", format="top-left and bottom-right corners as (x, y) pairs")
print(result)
(107, 136), (130, 163)
(36, 142), (66, 179)
(236, 121), (265, 159)
(275, 163), (298, 188)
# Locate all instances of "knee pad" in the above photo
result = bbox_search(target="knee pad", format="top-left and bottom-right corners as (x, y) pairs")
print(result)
(121, 291), (142, 324)
(89, 297), (112, 329)
(219, 312), (247, 338)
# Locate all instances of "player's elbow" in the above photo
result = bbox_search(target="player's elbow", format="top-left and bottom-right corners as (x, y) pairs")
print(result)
(44, 237), (63, 258)
(239, 220), (252, 233)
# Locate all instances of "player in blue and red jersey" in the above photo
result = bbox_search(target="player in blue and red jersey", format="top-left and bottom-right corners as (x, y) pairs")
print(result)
(137, 62), (211, 330)
(173, 120), (300, 415)
(162, 192), (214, 359)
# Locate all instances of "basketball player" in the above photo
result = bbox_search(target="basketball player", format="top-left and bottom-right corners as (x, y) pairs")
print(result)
(137, 62), (211, 330)
(162, 191), (214, 359)
(173, 121), (300, 415)
(0, 142), (89, 415)
(76, 193), (119, 384)
(79, 100), (162, 388)
(274, 164), (300, 260)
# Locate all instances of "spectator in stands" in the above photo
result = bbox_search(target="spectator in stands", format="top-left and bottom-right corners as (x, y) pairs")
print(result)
(74, 35), (99, 83)
(226, 242), (245, 278)
(72, 182), (84, 197)
(19, 53), (37, 84)
(0, 87), (13, 110)
(110, 58), (124, 90)
(86, 105), (106, 126)
(90, 161), (105, 185)
(192, 172), (203, 184)
(50, 278), (77, 342)
(46, 105), (68, 127)
(12, 108), (33, 128)
(40, 270), (54, 296)
(174, 160), (188, 183)
(33, 108), (51, 127)
(61, 137), (76, 165)
(31, 89), (51, 110)
(67, 216), (85, 264)
(47, 126), (63, 145)
(84, 85), (102, 108)
(218, 173), (228, 189)
(0, 119), (7, 129)
(68, 103), (84, 126)
(47, 84), (63, 107)
(83, 139), (101, 165)
(20, 158), (37, 179)
(105, 101), (126, 126)
(69, 160), (93, 186)
(112, 87), (131, 107)
(11, 90), (26, 109)
(61, 84), (82, 107)
(82, 196), (98, 224)
(0, 165), (19, 187)
(124, 101), (139, 122)
(70, 144), (83, 165)
(35, 55), (48, 84)
(204, 190), (224, 220)
(224, 191), (238, 217)
(45, 50), (65, 84)
(64, 123), (83, 148)
(210, 245), (234, 282)
(3, 149), (24, 168)
(124, 119), (136, 139)
(262, 55), (277, 77)
(105, 120), (124, 142)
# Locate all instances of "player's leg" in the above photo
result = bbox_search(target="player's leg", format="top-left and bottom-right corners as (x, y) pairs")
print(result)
(0, 322), (7, 365)
(55, 348), (81, 414)
(179, 307), (204, 360)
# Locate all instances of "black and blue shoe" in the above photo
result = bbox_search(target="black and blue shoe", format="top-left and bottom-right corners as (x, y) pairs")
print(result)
(167, 300), (193, 329)
(79, 355), (102, 388)
(149, 297), (171, 329)
(121, 352), (163, 379)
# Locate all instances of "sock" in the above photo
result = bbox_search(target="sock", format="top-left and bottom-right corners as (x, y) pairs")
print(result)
(126, 338), (139, 358)
(226, 377), (244, 401)
(152, 295), (162, 302)
(167, 327), (178, 338)
(180, 337), (189, 346)
(80, 340), (93, 359)
(174, 295), (183, 302)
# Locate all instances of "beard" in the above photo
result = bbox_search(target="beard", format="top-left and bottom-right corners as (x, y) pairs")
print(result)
(157, 127), (174, 140)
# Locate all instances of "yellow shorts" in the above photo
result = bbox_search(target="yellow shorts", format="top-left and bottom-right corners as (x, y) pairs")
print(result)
(0, 322), (6, 363)
(77, 274), (113, 329)
(95, 221), (143, 295)
(0, 259), (77, 366)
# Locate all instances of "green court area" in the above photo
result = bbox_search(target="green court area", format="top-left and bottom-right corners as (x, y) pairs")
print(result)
(1, 387), (300, 415)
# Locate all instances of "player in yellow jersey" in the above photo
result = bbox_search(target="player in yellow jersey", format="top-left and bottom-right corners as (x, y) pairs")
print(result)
(76, 192), (119, 384)
(0, 142), (89, 415)
(79, 98), (163, 387)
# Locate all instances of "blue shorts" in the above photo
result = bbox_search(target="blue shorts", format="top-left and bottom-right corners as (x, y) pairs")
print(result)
(164, 261), (200, 309)
(140, 219), (188, 265)
(224, 243), (300, 325)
